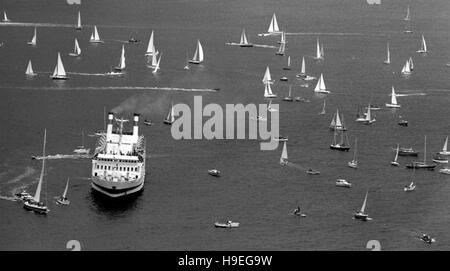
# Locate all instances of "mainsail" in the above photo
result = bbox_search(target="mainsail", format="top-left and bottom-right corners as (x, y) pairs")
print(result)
(146, 31), (158, 56)
(34, 129), (47, 203)
(52, 52), (67, 78)
(262, 66), (272, 84)
(26, 60), (35, 76)
(240, 29), (248, 45)
(267, 13), (280, 33)
(76, 11), (81, 29)
(280, 141), (288, 164)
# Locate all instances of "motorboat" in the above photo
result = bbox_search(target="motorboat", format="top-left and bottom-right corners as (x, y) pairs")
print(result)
(295, 97), (310, 103)
(214, 221), (239, 228)
(128, 37), (139, 43)
(432, 155), (448, 164)
(15, 191), (34, 201)
(208, 169), (221, 177)
(280, 76), (288, 82)
(438, 168), (450, 175)
(398, 147), (418, 156)
(143, 119), (153, 126)
(398, 119), (408, 126)
(293, 207), (306, 217)
(420, 234), (435, 244)
(306, 169), (320, 175)
(336, 179), (352, 188)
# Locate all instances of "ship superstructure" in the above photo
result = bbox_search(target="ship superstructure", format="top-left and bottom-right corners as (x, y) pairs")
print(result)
(91, 113), (146, 198)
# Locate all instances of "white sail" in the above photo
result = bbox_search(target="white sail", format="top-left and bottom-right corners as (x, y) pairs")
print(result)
(29, 27), (37, 45)
(404, 5), (410, 21)
(391, 86), (398, 105)
(276, 41), (285, 55)
(316, 38), (321, 59)
(286, 56), (291, 68)
(418, 35), (427, 53)
(262, 66), (272, 84)
(268, 13), (279, 33)
(170, 102), (175, 123)
(385, 42), (390, 64)
(76, 11), (81, 29)
(118, 45), (126, 70)
(94, 26), (100, 40)
(365, 104), (372, 121)
(146, 31), (158, 56)
(335, 109), (342, 127)
(153, 53), (162, 73)
(320, 43), (324, 58)
(74, 38), (81, 55)
(264, 82), (275, 98)
(240, 29), (248, 45)
(280, 141), (288, 164)
(26, 60), (35, 76)
(300, 57), (305, 74)
(394, 144), (399, 162)
(3, 11), (9, 22)
(280, 31), (286, 44)
(62, 178), (69, 199)
(191, 40), (204, 63)
(52, 52), (67, 78)
(409, 57), (414, 70)
(360, 190), (368, 214)
(34, 129), (47, 203)
(401, 59), (411, 74)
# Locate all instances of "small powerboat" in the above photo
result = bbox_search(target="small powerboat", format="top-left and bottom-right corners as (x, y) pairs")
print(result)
(214, 221), (239, 228)
(432, 155), (448, 164)
(208, 169), (221, 177)
(336, 179), (352, 188)
(348, 160), (358, 169)
(420, 234), (435, 244)
(274, 136), (288, 142)
(398, 120), (408, 126)
(306, 169), (320, 175)
(398, 147), (418, 156)
(404, 182), (416, 192)
(439, 168), (450, 175)
(280, 76), (288, 82)
(143, 119), (153, 126)
(354, 211), (369, 221)
(15, 191), (34, 201)
(293, 207), (307, 217)
(128, 37), (139, 43)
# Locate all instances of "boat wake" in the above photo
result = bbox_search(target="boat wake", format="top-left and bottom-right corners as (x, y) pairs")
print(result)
(253, 44), (277, 49)
(68, 72), (108, 76)
(0, 22), (75, 28)
(395, 93), (426, 97)
(0, 167), (37, 202)
(6, 167), (35, 184)
(286, 32), (371, 36)
(1, 86), (219, 92)
(31, 154), (91, 160)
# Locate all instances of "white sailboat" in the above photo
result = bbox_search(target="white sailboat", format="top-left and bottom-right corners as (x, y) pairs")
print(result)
(348, 137), (358, 168)
(145, 31), (158, 56)
(320, 43), (324, 58)
(56, 178), (70, 205)
(25, 60), (37, 76)
(163, 101), (175, 125)
(51, 52), (68, 80)
(417, 35), (428, 54)
(314, 73), (330, 94)
(76, 11), (82, 30)
(23, 129), (49, 214)
(278, 30), (286, 44)
(330, 109), (346, 131)
(69, 38), (81, 57)
(73, 129), (90, 154)
(363, 104), (376, 124)
(409, 57), (414, 70)
(404, 5), (411, 21)
(383, 42), (390, 64)
(267, 13), (280, 34)
(391, 144), (400, 166)
(27, 27), (37, 46)
(152, 53), (162, 74)
(89, 25), (103, 43)
(283, 56), (291, 70)
(439, 136), (450, 155)
(264, 81), (277, 98)
(283, 85), (293, 101)
(386, 86), (401, 108)
(404, 167), (416, 192)
(401, 58), (412, 75)
(189, 39), (204, 64)
(354, 190), (370, 221)
(319, 99), (326, 115)
(280, 141), (288, 165)
(114, 45), (126, 71)
(297, 56), (306, 76)
(239, 28), (253, 47)
(262, 66), (274, 84)
(275, 35), (286, 56)
(315, 38), (323, 60)
(2, 11), (10, 22)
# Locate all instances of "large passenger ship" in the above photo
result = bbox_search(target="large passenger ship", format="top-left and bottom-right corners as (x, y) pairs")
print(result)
(91, 112), (146, 198)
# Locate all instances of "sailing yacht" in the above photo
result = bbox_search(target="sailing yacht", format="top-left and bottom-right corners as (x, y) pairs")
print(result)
(23, 129), (49, 214)
(152, 53), (162, 74)
(348, 138), (358, 168)
(262, 66), (274, 84)
(404, 168), (416, 192)
(386, 86), (400, 108)
(318, 99), (326, 115)
(2, 11), (10, 22)
(51, 52), (68, 80)
(263, 81), (277, 98)
(330, 109), (346, 131)
(409, 57), (414, 70)
(355, 106), (366, 122)
(383, 42), (390, 64)
(89, 26), (103, 43)
(283, 56), (291, 70)
(354, 190), (370, 221)
(275, 32), (286, 56)
(439, 136), (450, 155)
(406, 136), (436, 169)
(145, 31), (158, 56)
(363, 105), (376, 125)
(266, 13), (280, 35)
(25, 60), (37, 77)
(69, 38), (81, 57)
(27, 27), (37, 46)
(391, 144), (400, 166)
(239, 29), (253, 47)
(163, 101), (175, 125)
(56, 178), (70, 205)
(401, 58), (412, 75)
(114, 45), (126, 71)
(296, 57), (306, 77)
(315, 38), (324, 60)
(280, 141), (288, 165)
(416, 35), (428, 54)
(314, 74), (330, 94)
(404, 5), (411, 21)
(282, 85), (293, 101)
(330, 126), (350, 151)
(73, 129), (90, 154)
(189, 39), (204, 64)
(76, 11), (82, 30)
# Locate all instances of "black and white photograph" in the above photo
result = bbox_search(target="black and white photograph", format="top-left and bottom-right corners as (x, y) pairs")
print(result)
(1, 0), (450, 254)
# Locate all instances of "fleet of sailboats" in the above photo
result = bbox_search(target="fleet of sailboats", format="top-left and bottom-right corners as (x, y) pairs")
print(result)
(386, 86), (400, 108)
(417, 35), (428, 54)
(69, 38), (81, 57)
(314, 74), (329, 94)
(25, 60), (37, 77)
(23, 129), (49, 214)
(189, 39), (204, 64)
(27, 27), (37, 46)
(90, 25), (103, 43)
(51, 52), (68, 80)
